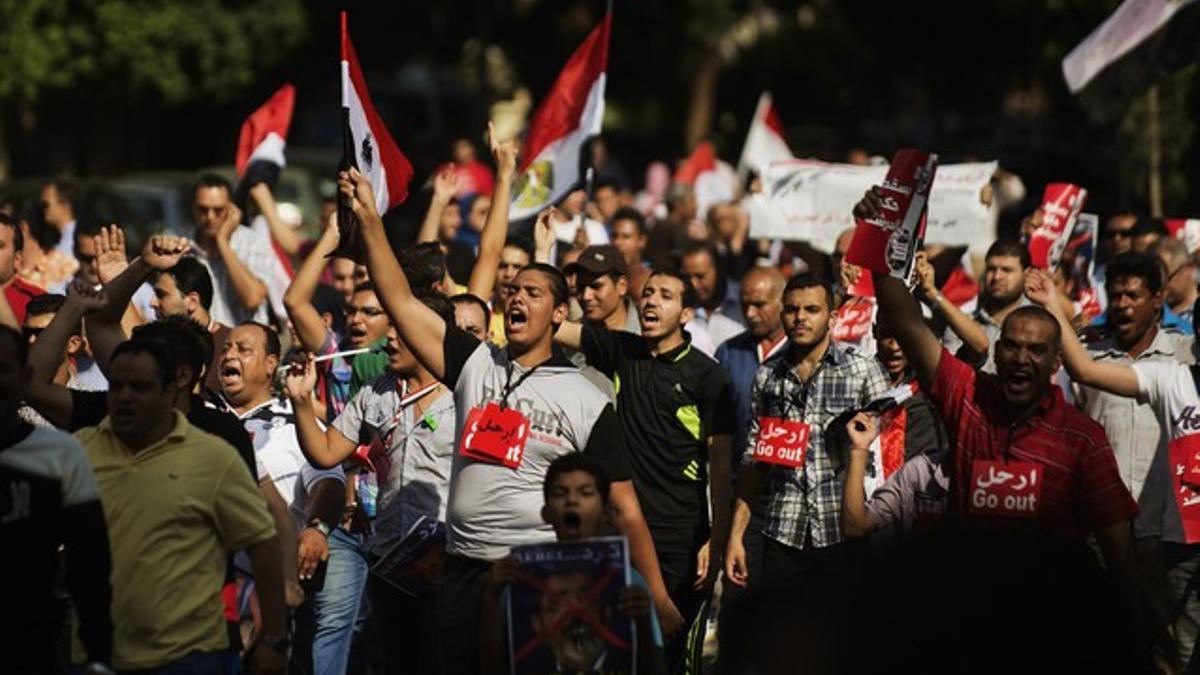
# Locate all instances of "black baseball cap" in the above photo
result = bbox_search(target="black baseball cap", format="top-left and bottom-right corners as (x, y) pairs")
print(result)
(563, 244), (629, 278)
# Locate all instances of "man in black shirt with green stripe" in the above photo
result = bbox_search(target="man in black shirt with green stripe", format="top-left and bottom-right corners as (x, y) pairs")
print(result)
(554, 256), (735, 667)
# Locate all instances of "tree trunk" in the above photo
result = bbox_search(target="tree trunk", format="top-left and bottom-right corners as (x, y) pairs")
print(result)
(684, 49), (721, 152)
(1147, 85), (1163, 217)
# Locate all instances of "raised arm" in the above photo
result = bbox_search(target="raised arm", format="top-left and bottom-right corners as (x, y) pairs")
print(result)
(841, 412), (879, 538)
(914, 252), (988, 355)
(467, 123), (519, 301)
(92, 225), (145, 335)
(416, 168), (460, 244)
(341, 167), (449, 379)
(284, 222), (340, 352)
(1025, 268), (1139, 397)
(214, 203), (269, 311)
(284, 355), (358, 469)
(249, 182), (303, 257)
(532, 208), (556, 265)
(553, 320), (584, 351)
(26, 286), (106, 428)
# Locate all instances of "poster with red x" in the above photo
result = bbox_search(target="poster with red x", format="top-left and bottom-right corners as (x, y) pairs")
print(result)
(508, 537), (636, 674)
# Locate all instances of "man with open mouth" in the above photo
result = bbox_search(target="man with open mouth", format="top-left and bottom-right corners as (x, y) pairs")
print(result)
(341, 158), (681, 675)
(551, 228), (736, 669)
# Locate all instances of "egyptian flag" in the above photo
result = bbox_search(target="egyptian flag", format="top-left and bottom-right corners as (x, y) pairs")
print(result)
(336, 11), (414, 260)
(234, 84), (298, 323)
(1062, 0), (1200, 123)
(509, 10), (612, 221)
(737, 92), (793, 176)
(675, 141), (735, 221)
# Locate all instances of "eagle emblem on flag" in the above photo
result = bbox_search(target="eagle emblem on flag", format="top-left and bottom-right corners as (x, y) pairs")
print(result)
(361, 134), (374, 170)
(514, 160), (553, 209)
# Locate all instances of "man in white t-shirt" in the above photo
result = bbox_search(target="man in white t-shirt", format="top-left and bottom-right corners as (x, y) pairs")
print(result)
(1029, 269), (1190, 667)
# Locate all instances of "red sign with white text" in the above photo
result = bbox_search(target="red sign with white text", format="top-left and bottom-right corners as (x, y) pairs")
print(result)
(832, 295), (875, 346)
(752, 417), (811, 468)
(844, 149), (938, 281)
(1170, 434), (1200, 543)
(1028, 183), (1087, 270)
(458, 402), (531, 469)
(967, 460), (1043, 519)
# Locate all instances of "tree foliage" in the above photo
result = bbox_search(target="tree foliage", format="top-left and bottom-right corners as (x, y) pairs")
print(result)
(0, 0), (307, 106)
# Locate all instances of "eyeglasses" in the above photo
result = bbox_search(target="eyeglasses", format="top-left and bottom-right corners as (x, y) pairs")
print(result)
(1109, 230), (1133, 239)
(193, 206), (226, 216)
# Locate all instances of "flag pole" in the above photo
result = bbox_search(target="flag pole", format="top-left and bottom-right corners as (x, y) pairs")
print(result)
(334, 10), (362, 262)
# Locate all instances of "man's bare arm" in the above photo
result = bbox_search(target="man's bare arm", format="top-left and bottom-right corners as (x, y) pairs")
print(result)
(467, 123), (519, 301)
(284, 223), (339, 352)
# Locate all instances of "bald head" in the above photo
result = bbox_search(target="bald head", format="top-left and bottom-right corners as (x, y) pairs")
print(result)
(741, 266), (786, 339)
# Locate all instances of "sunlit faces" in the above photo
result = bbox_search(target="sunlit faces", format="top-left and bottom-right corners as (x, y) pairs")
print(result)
(383, 326), (420, 374)
(329, 257), (366, 303)
(1107, 214), (1137, 256)
(40, 184), (72, 228)
(610, 218), (645, 266)
(780, 285), (832, 349)
(497, 246), (531, 302)
(542, 469), (608, 541)
(740, 271), (783, 340)
(576, 271), (626, 325)
(983, 254), (1026, 307)
(218, 324), (278, 405)
(193, 185), (231, 239)
(994, 313), (1061, 409)
(150, 273), (189, 319)
(453, 300), (488, 340)
(872, 326), (909, 381)
(1105, 275), (1161, 349)
(344, 288), (390, 349)
(681, 249), (719, 307)
(107, 350), (176, 444)
(638, 273), (691, 340)
(504, 268), (566, 349)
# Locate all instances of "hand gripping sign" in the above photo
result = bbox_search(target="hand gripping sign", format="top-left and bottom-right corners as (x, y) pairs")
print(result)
(844, 149), (939, 283)
(459, 402), (532, 469)
(1027, 183), (1087, 270)
(752, 417), (811, 468)
(1170, 434), (1200, 543)
(967, 459), (1043, 519)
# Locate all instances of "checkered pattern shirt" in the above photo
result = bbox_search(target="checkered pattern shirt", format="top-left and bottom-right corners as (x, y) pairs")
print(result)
(743, 343), (890, 550)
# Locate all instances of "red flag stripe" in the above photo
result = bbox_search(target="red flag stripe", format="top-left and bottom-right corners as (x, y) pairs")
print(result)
(235, 83), (295, 176)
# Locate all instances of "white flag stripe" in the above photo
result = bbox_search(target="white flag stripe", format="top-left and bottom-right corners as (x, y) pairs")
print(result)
(509, 73), (606, 221)
(245, 132), (287, 170)
(343, 64), (391, 215)
(738, 93), (792, 175)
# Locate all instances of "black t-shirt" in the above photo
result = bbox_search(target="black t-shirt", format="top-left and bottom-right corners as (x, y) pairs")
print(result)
(445, 241), (476, 287)
(580, 326), (735, 530)
(69, 390), (256, 480)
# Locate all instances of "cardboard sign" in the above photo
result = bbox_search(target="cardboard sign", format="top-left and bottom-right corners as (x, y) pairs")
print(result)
(459, 402), (531, 469)
(967, 460), (1042, 519)
(752, 417), (811, 468)
(844, 149), (939, 282)
(1027, 183), (1087, 270)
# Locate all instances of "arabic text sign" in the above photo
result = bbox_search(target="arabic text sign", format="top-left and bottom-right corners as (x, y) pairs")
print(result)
(967, 459), (1042, 519)
(752, 417), (811, 468)
(748, 160), (997, 253)
(844, 149), (938, 280)
(459, 402), (530, 469)
(1170, 434), (1200, 544)
(1028, 183), (1088, 270)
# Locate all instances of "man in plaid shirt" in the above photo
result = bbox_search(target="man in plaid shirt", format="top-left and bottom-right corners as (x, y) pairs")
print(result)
(725, 272), (890, 589)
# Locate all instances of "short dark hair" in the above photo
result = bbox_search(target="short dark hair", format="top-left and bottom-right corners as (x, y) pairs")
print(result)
(312, 283), (349, 338)
(132, 316), (212, 389)
(503, 236), (534, 260)
(610, 207), (646, 235)
(74, 220), (102, 245)
(26, 293), (66, 318)
(400, 242), (448, 292)
(0, 324), (27, 368)
(783, 273), (834, 310)
(450, 293), (490, 322)
(111, 338), (175, 388)
(352, 280), (377, 296)
(155, 258), (215, 311)
(681, 240), (718, 266)
(1106, 251), (1165, 296)
(192, 173), (233, 200)
(0, 212), (26, 253)
(984, 239), (1031, 269)
(1003, 305), (1062, 350)
(415, 288), (456, 324)
(648, 269), (700, 309)
(519, 263), (570, 307)
(543, 453), (611, 504)
(44, 180), (76, 208)
(238, 320), (281, 358)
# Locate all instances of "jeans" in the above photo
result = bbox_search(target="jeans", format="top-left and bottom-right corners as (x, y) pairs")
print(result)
(296, 529), (369, 675)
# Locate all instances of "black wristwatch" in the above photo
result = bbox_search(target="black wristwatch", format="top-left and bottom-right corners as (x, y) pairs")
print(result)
(260, 634), (291, 653)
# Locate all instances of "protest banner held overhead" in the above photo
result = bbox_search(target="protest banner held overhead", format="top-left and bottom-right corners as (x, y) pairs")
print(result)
(844, 149), (939, 282)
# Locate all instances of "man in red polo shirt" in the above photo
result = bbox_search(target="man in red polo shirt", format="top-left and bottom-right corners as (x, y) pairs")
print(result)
(859, 191), (1151, 671)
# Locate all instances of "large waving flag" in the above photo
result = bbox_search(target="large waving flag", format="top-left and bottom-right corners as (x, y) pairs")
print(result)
(737, 92), (793, 176)
(510, 10), (612, 221)
(236, 83), (295, 178)
(336, 11), (414, 259)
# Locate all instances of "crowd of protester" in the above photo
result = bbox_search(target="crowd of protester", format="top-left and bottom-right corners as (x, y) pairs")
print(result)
(4, 128), (1200, 675)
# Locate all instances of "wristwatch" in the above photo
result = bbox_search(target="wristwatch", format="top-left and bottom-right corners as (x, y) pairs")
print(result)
(260, 633), (291, 653)
(306, 518), (331, 538)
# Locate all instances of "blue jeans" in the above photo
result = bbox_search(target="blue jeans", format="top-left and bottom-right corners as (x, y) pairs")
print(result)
(310, 529), (368, 675)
